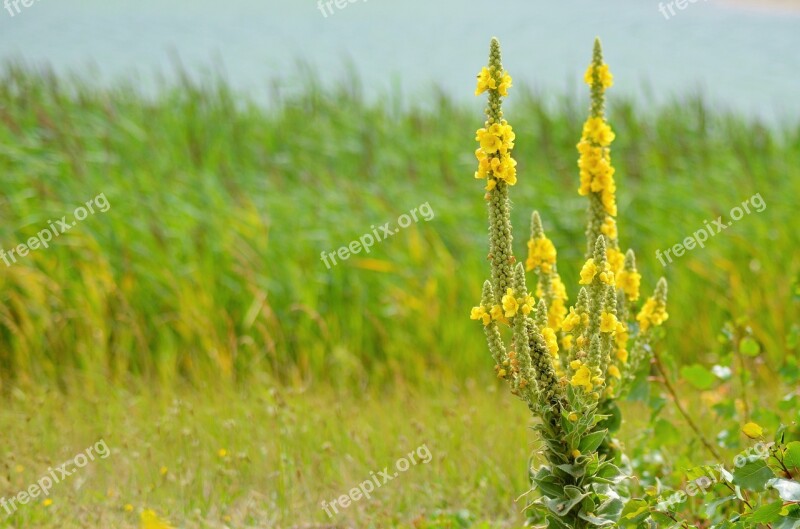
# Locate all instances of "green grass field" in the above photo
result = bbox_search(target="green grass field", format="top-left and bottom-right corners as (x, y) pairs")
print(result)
(0, 65), (798, 527)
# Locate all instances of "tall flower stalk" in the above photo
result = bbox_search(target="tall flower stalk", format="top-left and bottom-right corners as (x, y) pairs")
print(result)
(470, 37), (669, 527)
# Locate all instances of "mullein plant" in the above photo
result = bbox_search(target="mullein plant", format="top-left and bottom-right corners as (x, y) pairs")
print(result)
(470, 38), (669, 527)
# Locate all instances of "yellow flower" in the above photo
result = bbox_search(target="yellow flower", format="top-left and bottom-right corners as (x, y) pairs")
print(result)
(742, 422), (764, 439)
(579, 259), (597, 285)
(470, 306), (491, 326)
(525, 236), (557, 272)
(637, 297), (669, 332)
(570, 365), (594, 392)
(607, 365), (621, 379)
(541, 327), (559, 358)
(125, 504), (135, 512)
(141, 509), (174, 529)
(159, 466), (168, 476)
(501, 288), (519, 318)
(584, 63), (613, 89)
(476, 127), (502, 154)
(549, 297), (567, 330)
(569, 360), (583, 370)
(562, 334), (574, 351)
(617, 269), (641, 301)
(43, 498), (53, 507)
(582, 117), (616, 147)
(14, 465), (23, 473)
(217, 448), (228, 458)
(490, 304), (506, 323)
(568, 412), (579, 422)
(616, 347), (628, 364)
(561, 307), (581, 332)
(520, 294), (535, 316)
(600, 217), (618, 241)
(606, 247), (624, 275)
(600, 312), (618, 333)
(475, 67), (497, 95)
(571, 449), (582, 459)
(498, 72), (513, 96)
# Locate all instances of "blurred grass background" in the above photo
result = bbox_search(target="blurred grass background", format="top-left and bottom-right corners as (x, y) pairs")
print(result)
(0, 64), (796, 393)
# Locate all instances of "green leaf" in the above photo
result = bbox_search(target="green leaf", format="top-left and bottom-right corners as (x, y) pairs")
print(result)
(784, 441), (800, 471)
(732, 459), (774, 491)
(680, 364), (717, 390)
(748, 500), (783, 523)
(545, 485), (589, 517)
(579, 429), (608, 454)
(739, 337), (761, 357)
(767, 478), (800, 502)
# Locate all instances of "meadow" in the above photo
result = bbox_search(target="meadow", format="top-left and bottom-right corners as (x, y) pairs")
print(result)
(0, 63), (798, 527)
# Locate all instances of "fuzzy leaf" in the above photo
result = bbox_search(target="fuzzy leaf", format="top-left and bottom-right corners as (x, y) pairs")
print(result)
(579, 429), (608, 454)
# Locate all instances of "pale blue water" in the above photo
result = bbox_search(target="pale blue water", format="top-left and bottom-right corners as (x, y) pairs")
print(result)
(0, 0), (798, 121)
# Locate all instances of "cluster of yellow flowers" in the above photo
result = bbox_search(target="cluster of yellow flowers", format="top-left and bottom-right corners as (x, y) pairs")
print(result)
(637, 295), (669, 331)
(577, 120), (617, 216)
(584, 62), (613, 90)
(474, 66), (517, 190)
(578, 257), (615, 286)
(526, 236), (556, 273)
(470, 287), (536, 327)
(476, 66), (513, 97)
(475, 124), (517, 188)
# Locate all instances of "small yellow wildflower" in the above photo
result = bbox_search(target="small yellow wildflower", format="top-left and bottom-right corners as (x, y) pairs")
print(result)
(475, 67), (497, 95)
(571, 449), (582, 459)
(742, 422), (764, 439)
(498, 72), (513, 96)
(637, 297), (669, 332)
(476, 127), (502, 154)
(14, 465), (23, 473)
(125, 504), (134, 512)
(582, 117), (616, 147)
(599, 312), (618, 333)
(568, 412), (579, 422)
(570, 365), (594, 392)
(601, 217), (618, 241)
(606, 247), (624, 274)
(42, 498), (53, 507)
(490, 304), (506, 323)
(520, 294), (535, 316)
(584, 62), (613, 89)
(141, 509), (174, 529)
(617, 347), (628, 364)
(541, 327), (559, 358)
(561, 334), (574, 351)
(579, 258), (597, 285)
(562, 307), (581, 332)
(607, 365), (621, 379)
(470, 305), (492, 326)
(617, 269), (641, 301)
(525, 236), (557, 272)
(501, 288), (519, 318)
(159, 466), (168, 476)
(569, 360), (583, 370)
(217, 448), (228, 458)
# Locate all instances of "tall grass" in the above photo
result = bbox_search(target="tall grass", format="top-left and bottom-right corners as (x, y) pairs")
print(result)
(0, 64), (796, 390)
